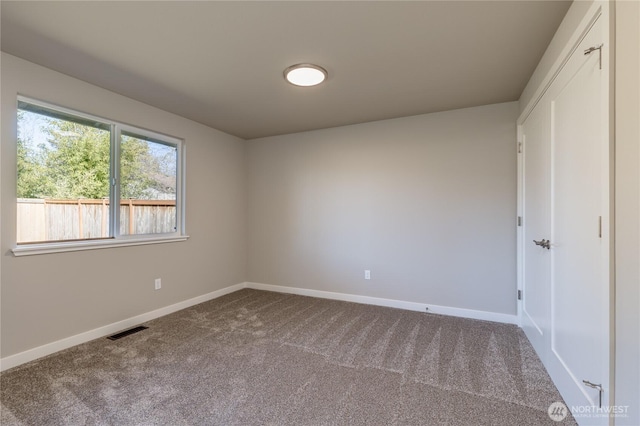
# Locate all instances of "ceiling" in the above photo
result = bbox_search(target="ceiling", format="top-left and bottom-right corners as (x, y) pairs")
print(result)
(1, 1), (571, 140)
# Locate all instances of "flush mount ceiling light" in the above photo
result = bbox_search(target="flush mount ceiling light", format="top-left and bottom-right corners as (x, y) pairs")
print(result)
(284, 64), (328, 87)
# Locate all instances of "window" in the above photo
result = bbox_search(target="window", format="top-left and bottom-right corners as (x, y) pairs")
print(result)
(15, 96), (185, 254)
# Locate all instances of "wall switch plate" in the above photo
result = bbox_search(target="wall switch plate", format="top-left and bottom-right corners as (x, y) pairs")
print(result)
(154, 278), (161, 290)
(364, 270), (371, 280)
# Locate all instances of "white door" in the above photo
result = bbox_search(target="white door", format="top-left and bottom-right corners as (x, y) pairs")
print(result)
(519, 9), (609, 425)
(547, 14), (610, 421)
(520, 98), (551, 362)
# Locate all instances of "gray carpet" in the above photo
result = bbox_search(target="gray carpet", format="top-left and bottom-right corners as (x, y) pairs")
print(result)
(1, 289), (576, 425)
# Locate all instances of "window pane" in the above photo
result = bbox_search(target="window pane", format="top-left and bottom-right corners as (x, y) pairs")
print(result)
(120, 132), (177, 235)
(16, 98), (183, 247)
(17, 106), (111, 243)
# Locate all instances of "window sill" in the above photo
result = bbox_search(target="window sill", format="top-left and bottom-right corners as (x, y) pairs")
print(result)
(12, 235), (190, 257)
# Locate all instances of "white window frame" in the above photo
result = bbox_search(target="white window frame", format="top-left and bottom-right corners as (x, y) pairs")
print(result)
(12, 96), (188, 256)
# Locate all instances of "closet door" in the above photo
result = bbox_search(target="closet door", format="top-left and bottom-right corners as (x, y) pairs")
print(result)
(518, 6), (610, 424)
(520, 98), (551, 362)
(547, 14), (610, 418)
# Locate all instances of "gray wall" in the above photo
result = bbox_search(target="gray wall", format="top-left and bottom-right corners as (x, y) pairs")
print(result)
(614, 1), (640, 424)
(0, 54), (247, 358)
(247, 102), (518, 315)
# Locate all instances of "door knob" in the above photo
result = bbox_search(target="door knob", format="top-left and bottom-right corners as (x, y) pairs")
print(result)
(533, 239), (551, 249)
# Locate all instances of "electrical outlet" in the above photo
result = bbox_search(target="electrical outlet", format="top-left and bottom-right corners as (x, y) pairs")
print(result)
(364, 270), (371, 280)
(154, 278), (161, 290)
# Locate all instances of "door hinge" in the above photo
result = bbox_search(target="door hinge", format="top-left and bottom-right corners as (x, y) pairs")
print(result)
(517, 290), (522, 300)
(517, 142), (523, 154)
(584, 43), (604, 70)
(517, 216), (522, 227)
(583, 380), (604, 408)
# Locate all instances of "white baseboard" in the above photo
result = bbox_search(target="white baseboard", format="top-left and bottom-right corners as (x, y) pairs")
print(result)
(1, 280), (517, 372)
(0, 282), (245, 372)
(244, 282), (518, 325)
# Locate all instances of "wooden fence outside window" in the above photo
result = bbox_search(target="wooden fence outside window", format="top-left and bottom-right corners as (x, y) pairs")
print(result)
(17, 198), (176, 243)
